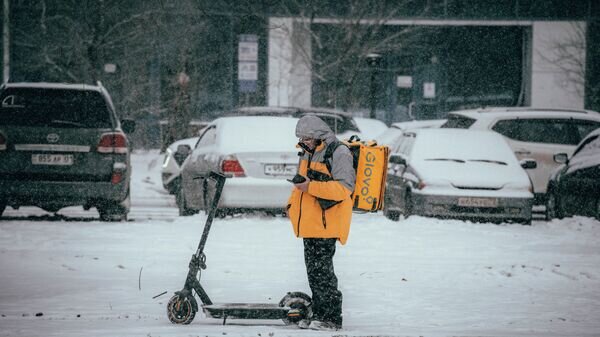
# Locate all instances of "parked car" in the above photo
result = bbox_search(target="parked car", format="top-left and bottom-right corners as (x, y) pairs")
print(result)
(441, 107), (600, 204)
(0, 82), (135, 221)
(177, 116), (299, 216)
(353, 117), (388, 140)
(546, 127), (600, 220)
(161, 136), (199, 194)
(228, 106), (362, 140)
(376, 119), (446, 146)
(384, 128), (535, 224)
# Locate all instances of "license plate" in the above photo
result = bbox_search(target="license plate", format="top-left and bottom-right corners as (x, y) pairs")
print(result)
(264, 164), (297, 176)
(32, 154), (74, 166)
(458, 197), (498, 208)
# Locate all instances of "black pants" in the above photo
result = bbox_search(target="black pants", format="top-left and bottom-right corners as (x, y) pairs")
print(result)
(303, 238), (343, 325)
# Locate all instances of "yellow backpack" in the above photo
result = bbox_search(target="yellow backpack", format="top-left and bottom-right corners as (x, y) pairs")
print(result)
(324, 136), (389, 212)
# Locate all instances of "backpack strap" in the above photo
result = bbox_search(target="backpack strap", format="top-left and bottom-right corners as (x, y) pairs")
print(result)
(323, 140), (343, 174)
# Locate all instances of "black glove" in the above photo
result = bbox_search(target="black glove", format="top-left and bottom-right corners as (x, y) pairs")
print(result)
(288, 174), (307, 184)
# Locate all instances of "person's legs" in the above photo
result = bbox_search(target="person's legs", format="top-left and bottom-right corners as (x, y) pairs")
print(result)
(303, 238), (342, 327)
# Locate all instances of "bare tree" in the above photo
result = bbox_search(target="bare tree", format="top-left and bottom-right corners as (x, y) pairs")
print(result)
(11, 0), (215, 147)
(13, 1), (158, 82)
(275, 0), (436, 111)
(538, 22), (588, 100)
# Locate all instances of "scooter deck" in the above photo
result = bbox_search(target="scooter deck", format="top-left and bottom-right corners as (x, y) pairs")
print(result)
(203, 303), (289, 320)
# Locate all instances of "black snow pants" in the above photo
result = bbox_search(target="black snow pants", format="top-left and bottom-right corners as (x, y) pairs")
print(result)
(303, 238), (342, 326)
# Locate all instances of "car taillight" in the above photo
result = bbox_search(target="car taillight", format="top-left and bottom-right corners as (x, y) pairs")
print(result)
(221, 156), (245, 177)
(112, 171), (124, 184)
(97, 132), (128, 154)
(111, 162), (127, 185)
(0, 133), (6, 151)
(417, 181), (426, 190)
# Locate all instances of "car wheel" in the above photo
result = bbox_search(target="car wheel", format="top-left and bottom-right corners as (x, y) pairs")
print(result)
(384, 209), (400, 221)
(167, 178), (180, 195)
(176, 187), (195, 216)
(520, 217), (532, 226)
(98, 191), (130, 222)
(545, 190), (563, 220)
(402, 191), (413, 218)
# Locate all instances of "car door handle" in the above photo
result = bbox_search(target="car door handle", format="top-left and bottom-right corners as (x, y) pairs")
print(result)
(514, 150), (531, 155)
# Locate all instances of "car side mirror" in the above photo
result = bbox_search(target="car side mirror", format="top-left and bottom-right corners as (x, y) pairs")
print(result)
(389, 155), (407, 166)
(121, 118), (136, 134)
(553, 153), (568, 164)
(177, 144), (191, 155)
(174, 144), (192, 166)
(519, 158), (537, 170)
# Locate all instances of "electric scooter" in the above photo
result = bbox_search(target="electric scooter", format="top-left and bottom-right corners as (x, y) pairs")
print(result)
(166, 172), (312, 325)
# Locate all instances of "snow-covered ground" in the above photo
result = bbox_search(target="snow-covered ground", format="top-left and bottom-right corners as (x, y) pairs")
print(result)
(1, 150), (599, 336)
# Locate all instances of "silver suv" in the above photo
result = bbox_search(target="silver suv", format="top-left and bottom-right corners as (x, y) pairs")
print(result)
(441, 107), (600, 204)
(0, 82), (135, 220)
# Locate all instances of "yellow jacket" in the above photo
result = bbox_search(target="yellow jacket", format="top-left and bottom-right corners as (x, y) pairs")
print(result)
(287, 116), (355, 244)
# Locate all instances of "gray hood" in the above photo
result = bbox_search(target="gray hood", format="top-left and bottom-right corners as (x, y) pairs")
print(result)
(295, 115), (336, 143)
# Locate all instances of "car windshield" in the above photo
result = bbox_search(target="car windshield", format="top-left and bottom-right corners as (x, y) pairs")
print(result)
(413, 130), (518, 165)
(441, 115), (476, 129)
(0, 88), (113, 128)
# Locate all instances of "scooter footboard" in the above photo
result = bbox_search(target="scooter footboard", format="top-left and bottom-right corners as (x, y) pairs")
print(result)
(203, 303), (288, 320)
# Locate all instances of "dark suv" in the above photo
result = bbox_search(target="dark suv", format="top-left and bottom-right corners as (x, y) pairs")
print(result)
(0, 82), (135, 221)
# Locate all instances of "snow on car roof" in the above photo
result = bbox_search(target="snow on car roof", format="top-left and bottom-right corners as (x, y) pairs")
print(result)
(410, 128), (518, 164)
(448, 107), (600, 120)
(391, 119), (446, 130)
(2, 82), (103, 92)
(214, 116), (299, 153)
(234, 105), (354, 117)
(354, 117), (388, 140)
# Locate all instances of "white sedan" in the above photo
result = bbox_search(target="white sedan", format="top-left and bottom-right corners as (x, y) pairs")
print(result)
(384, 128), (536, 224)
(177, 116), (299, 216)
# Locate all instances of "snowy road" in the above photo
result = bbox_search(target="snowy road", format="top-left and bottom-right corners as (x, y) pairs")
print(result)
(1, 151), (599, 337)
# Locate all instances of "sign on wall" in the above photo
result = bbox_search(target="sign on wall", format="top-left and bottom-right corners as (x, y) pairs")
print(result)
(423, 82), (436, 99)
(238, 34), (258, 93)
(396, 75), (413, 88)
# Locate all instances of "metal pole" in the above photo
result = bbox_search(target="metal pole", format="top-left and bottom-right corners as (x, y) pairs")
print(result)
(366, 53), (381, 119)
(369, 67), (376, 119)
(3, 0), (9, 83)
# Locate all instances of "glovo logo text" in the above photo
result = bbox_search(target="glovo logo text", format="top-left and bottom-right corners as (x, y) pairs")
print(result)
(360, 151), (376, 205)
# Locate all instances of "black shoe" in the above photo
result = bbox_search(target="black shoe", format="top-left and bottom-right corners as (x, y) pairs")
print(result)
(297, 319), (310, 329)
(308, 320), (341, 331)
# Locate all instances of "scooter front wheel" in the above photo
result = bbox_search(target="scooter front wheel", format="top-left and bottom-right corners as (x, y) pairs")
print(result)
(279, 292), (312, 325)
(167, 294), (197, 324)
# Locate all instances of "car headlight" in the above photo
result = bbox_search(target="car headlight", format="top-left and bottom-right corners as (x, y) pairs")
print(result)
(414, 178), (452, 190)
(163, 149), (173, 168)
(503, 182), (531, 191)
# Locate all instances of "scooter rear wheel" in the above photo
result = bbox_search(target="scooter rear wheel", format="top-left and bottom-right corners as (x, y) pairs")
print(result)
(167, 294), (197, 324)
(279, 292), (312, 325)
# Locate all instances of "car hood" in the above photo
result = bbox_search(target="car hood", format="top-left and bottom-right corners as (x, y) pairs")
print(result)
(411, 159), (530, 190)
